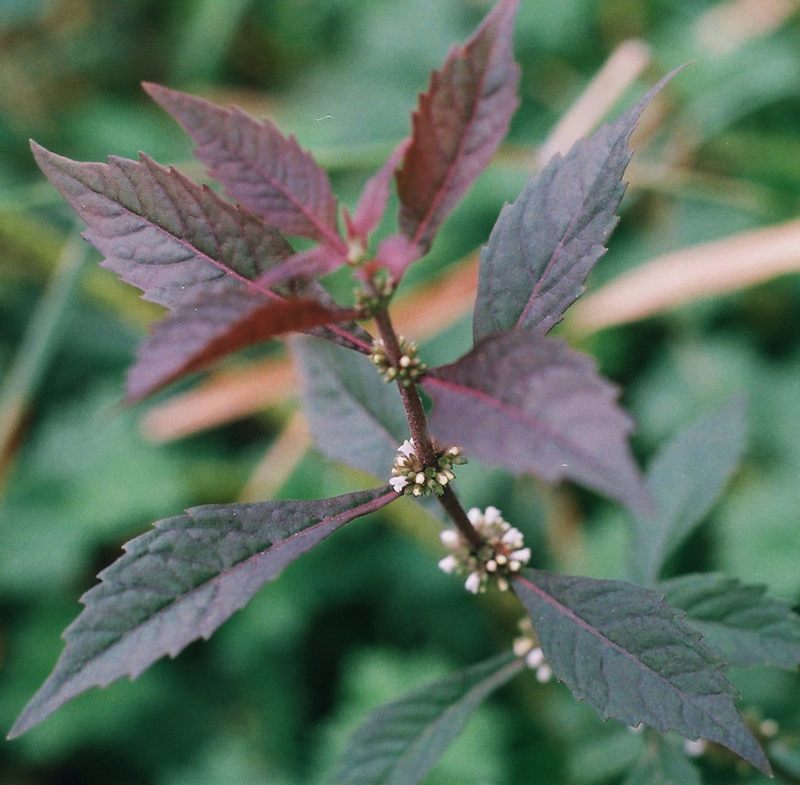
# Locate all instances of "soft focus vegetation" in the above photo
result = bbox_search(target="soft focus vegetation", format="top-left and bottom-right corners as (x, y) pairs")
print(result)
(3, 0), (800, 782)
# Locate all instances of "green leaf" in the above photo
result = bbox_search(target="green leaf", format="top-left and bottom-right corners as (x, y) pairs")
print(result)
(329, 653), (524, 785)
(8, 486), (397, 739)
(514, 570), (770, 775)
(621, 734), (703, 785)
(293, 336), (409, 479)
(629, 395), (747, 586)
(661, 573), (800, 670)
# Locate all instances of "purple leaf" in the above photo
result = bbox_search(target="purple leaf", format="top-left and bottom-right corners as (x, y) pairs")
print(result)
(128, 293), (358, 401)
(347, 138), (410, 241)
(473, 68), (685, 342)
(31, 142), (294, 310)
(8, 487), (397, 739)
(515, 571), (770, 775)
(396, 0), (520, 257)
(257, 245), (349, 289)
(422, 330), (650, 516)
(144, 83), (347, 252)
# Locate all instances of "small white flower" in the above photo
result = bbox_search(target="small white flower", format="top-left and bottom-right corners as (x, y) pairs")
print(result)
(398, 439), (416, 458)
(467, 507), (482, 525)
(510, 548), (531, 563)
(502, 527), (524, 548)
(464, 572), (482, 594)
(484, 506), (502, 524)
(760, 719), (779, 738)
(440, 529), (460, 547)
(683, 739), (706, 757)
(438, 555), (458, 574)
(525, 647), (545, 669)
(390, 475), (408, 493)
(415, 471), (426, 485)
(535, 664), (553, 683)
(513, 637), (534, 657)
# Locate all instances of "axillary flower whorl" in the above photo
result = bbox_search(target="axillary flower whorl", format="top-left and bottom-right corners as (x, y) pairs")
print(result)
(389, 439), (466, 496)
(371, 337), (426, 387)
(438, 506), (531, 593)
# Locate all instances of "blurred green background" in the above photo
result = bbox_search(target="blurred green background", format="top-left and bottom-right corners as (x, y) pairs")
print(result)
(3, 0), (800, 782)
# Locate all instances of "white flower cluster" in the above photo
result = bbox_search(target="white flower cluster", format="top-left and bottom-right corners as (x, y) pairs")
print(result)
(513, 617), (553, 683)
(389, 440), (464, 496)
(438, 506), (530, 593)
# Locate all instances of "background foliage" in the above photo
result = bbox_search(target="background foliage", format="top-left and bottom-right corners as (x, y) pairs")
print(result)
(2, 0), (800, 782)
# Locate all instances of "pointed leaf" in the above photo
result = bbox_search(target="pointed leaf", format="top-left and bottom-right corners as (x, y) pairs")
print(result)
(661, 573), (800, 670)
(473, 68), (684, 342)
(422, 330), (650, 516)
(629, 396), (746, 586)
(348, 138), (410, 241)
(621, 735), (703, 785)
(144, 83), (346, 251)
(8, 487), (397, 739)
(128, 293), (358, 401)
(515, 570), (770, 775)
(293, 336), (409, 478)
(31, 142), (293, 310)
(330, 653), (524, 785)
(396, 0), (520, 256)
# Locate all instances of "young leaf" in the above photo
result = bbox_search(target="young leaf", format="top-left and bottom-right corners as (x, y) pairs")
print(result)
(621, 734), (703, 785)
(661, 573), (800, 670)
(8, 486), (397, 739)
(629, 396), (746, 586)
(422, 329), (651, 516)
(330, 653), (524, 785)
(293, 336), (409, 479)
(515, 570), (771, 775)
(143, 83), (347, 252)
(31, 142), (293, 310)
(396, 0), (520, 257)
(129, 292), (358, 401)
(472, 68), (683, 342)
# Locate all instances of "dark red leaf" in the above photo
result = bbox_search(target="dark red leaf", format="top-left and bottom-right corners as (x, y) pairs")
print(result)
(128, 293), (358, 401)
(396, 0), (520, 256)
(144, 82), (347, 251)
(422, 330), (651, 516)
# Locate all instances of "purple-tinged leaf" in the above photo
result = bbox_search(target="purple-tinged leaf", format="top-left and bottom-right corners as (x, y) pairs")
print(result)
(293, 336), (409, 479)
(422, 330), (650, 516)
(8, 486), (397, 739)
(515, 570), (770, 775)
(473, 68), (684, 342)
(396, 0), (520, 256)
(128, 293), (358, 401)
(330, 654), (523, 785)
(347, 139), (410, 242)
(31, 142), (293, 310)
(144, 83), (347, 252)
(661, 573), (800, 670)
(257, 245), (348, 289)
(630, 397), (746, 587)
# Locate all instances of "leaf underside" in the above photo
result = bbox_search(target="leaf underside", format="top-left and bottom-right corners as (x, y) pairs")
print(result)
(292, 337), (410, 479)
(396, 0), (520, 256)
(515, 570), (770, 775)
(423, 330), (650, 516)
(629, 396), (747, 586)
(144, 82), (345, 251)
(473, 67), (684, 342)
(9, 487), (397, 739)
(330, 653), (524, 785)
(662, 572), (800, 670)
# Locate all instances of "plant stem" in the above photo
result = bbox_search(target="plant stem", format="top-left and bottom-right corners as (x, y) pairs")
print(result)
(372, 305), (484, 551)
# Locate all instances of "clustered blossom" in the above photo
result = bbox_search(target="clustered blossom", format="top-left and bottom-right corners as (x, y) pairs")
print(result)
(371, 337), (427, 387)
(389, 439), (465, 496)
(513, 617), (553, 683)
(438, 506), (531, 593)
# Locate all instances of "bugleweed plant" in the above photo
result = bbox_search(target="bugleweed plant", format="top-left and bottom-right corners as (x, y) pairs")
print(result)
(10, 0), (800, 781)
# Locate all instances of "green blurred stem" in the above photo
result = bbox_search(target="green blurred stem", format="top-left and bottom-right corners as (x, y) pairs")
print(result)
(0, 233), (88, 471)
